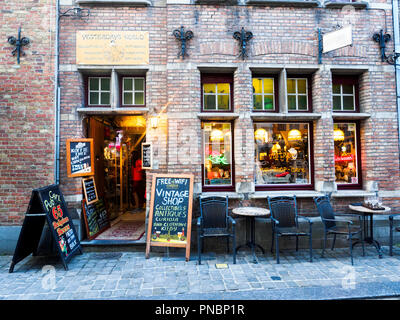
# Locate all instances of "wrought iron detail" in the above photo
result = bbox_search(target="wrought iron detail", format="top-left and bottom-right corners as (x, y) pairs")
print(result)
(233, 27), (253, 60)
(318, 28), (323, 65)
(7, 27), (30, 64)
(59, 7), (90, 19)
(373, 30), (400, 65)
(173, 26), (194, 59)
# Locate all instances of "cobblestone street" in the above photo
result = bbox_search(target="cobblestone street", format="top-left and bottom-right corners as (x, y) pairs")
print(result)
(1, 245), (400, 300)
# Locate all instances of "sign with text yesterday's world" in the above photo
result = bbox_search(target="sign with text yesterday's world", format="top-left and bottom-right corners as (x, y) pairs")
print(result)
(66, 138), (94, 178)
(146, 174), (194, 261)
(76, 31), (149, 65)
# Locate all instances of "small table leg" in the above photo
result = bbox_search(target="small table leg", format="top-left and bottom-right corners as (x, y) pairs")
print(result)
(236, 216), (265, 264)
(352, 213), (382, 258)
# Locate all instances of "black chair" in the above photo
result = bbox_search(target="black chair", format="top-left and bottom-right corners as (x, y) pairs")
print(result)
(267, 195), (313, 264)
(389, 214), (400, 256)
(197, 196), (236, 265)
(314, 195), (364, 265)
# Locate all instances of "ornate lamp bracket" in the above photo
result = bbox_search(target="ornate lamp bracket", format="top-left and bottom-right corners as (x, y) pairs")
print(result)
(173, 26), (194, 60)
(373, 30), (400, 65)
(7, 27), (30, 64)
(233, 27), (253, 60)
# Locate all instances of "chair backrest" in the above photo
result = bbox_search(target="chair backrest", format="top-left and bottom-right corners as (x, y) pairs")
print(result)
(267, 196), (297, 228)
(314, 195), (336, 229)
(199, 196), (228, 229)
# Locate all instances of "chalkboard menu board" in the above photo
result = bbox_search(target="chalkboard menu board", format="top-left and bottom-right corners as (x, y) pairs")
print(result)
(66, 138), (94, 178)
(82, 198), (110, 240)
(82, 177), (98, 205)
(9, 184), (82, 273)
(146, 174), (194, 261)
(142, 142), (152, 169)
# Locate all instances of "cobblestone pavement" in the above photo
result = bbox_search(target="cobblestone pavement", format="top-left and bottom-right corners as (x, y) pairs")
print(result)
(1, 245), (400, 300)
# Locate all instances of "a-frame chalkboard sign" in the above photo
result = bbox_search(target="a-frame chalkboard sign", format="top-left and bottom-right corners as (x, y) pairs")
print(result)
(9, 184), (82, 273)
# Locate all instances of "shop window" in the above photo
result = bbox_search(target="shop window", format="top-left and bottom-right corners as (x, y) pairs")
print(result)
(334, 122), (361, 189)
(332, 76), (359, 112)
(287, 78), (310, 112)
(201, 74), (233, 112)
(121, 77), (145, 106)
(252, 77), (276, 111)
(254, 122), (312, 189)
(202, 122), (234, 190)
(88, 77), (111, 106)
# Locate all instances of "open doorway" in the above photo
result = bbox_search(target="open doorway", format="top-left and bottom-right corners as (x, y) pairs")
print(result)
(86, 115), (147, 242)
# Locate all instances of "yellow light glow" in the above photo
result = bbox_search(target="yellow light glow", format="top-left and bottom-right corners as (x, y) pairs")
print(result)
(272, 143), (281, 153)
(334, 129), (345, 141)
(210, 129), (224, 142)
(288, 129), (302, 141)
(255, 128), (268, 142)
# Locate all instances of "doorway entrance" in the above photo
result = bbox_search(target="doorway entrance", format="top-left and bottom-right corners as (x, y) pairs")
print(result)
(86, 115), (147, 242)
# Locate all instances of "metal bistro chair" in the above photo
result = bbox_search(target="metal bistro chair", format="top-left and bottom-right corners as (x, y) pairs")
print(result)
(267, 196), (313, 264)
(197, 196), (236, 265)
(389, 214), (400, 256)
(314, 195), (365, 265)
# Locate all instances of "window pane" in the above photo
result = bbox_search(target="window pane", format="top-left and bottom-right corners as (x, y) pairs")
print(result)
(89, 92), (99, 105)
(203, 83), (216, 94)
(343, 96), (355, 110)
(333, 96), (341, 110)
(124, 78), (133, 91)
(101, 78), (110, 91)
(204, 95), (216, 110)
(332, 84), (340, 94)
(287, 79), (296, 94)
(135, 92), (144, 105)
(218, 95), (229, 110)
(288, 96), (296, 110)
(253, 95), (262, 110)
(298, 96), (307, 110)
(134, 78), (144, 91)
(254, 123), (310, 185)
(342, 84), (354, 95)
(203, 122), (232, 186)
(297, 79), (307, 94)
(334, 123), (358, 184)
(263, 79), (274, 94)
(124, 92), (133, 105)
(101, 92), (110, 105)
(217, 83), (230, 94)
(253, 78), (263, 94)
(264, 95), (274, 110)
(89, 78), (99, 91)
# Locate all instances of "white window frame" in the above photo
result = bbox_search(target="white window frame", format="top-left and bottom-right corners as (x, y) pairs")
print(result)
(88, 77), (111, 106)
(122, 77), (145, 106)
(253, 77), (275, 111)
(287, 78), (309, 111)
(202, 83), (231, 111)
(332, 83), (356, 111)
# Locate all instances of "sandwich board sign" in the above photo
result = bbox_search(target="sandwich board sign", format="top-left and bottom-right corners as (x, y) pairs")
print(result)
(9, 184), (82, 273)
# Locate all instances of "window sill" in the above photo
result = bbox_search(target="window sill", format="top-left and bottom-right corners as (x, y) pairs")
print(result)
(195, 192), (244, 200)
(332, 112), (371, 120)
(76, 0), (152, 6)
(250, 190), (324, 199)
(77, 107), (149, 115)
(324, 1), (368, 9)
(197, 112), (239, 121)
(246, 0), (320, 6)
(331, 190), (375, 198)
(251, 112), (322, 121)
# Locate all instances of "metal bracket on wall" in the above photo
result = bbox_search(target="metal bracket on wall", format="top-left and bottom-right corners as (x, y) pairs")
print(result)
(373, 30), (400, 65)
(173, 26), (194, 60)
(233, 27), (253, 60)
(7, 27), (30, 64)
(318, 28), (323, 65)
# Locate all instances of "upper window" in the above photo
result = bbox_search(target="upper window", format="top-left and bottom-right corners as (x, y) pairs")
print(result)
(201, 74), (233, 112)
(287, 78), (310, 112)
(253, 78), (276, 111)
(332, 76), (359, 112)
(122, 77), (145, 106)
(88, 77), (111, 106)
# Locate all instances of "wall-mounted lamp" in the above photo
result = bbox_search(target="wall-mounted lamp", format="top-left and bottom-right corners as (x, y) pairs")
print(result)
(7, 27), (30, 64)
(59, 7), (90, 19)
(233, 27), (253, 60)
(373, 30), (400, 65)
(150, 117), (158, 129)
(173, 26), (194, 60)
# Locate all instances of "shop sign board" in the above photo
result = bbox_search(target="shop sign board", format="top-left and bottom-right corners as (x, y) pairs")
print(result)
(66, 138), (95, 178)
(142, 142), (152, 169)
(9, 184), (82, 273)
(82, 176), (98, 205)
(146, 174), (194, 261)
(76, 31), (149, 65)
(322, 25), (352, 53)
(82, 198), (110, 240)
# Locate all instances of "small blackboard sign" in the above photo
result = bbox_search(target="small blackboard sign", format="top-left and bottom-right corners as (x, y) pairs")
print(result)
(9, 184), (82, 273)
(66, 138), (94, 178)
(146, 174), (194, 261)
(142, 142), (152, 169)
(82, 176), (98, 205)
(82, 198), (110, 240)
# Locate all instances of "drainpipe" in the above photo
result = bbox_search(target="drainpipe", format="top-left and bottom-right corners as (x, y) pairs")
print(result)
(393, 0), (400, 165)
(54, 0), (60, 184)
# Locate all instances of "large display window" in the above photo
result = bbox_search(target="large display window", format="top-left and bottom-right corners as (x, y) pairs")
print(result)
(254, 122), (312, 189)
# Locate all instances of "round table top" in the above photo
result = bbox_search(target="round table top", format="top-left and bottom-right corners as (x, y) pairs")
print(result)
(349, 204), (391, 214)
(232, 206), (270, 217)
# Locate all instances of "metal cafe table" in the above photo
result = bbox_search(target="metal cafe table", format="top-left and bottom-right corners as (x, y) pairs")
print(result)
(232, 206), (270, 263)
(349, 204), (391, 258)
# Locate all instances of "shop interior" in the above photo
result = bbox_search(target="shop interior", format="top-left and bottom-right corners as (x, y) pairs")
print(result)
(85, 115), (147, 242)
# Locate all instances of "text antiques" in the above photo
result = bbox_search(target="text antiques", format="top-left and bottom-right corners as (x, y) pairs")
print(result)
(146, 174), (194, 262)
(9, 185), (82, 273)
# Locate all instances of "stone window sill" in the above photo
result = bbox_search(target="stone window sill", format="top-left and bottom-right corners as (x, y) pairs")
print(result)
(246, 0), (321, 7)
(197, 112), (239, 121)
(76, 0), (152, 5)
(251, 112), (322, 121)
(324, 0), (368, 9)
(77, 107), (149, 115)
(332, 112), (371, 120)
